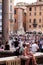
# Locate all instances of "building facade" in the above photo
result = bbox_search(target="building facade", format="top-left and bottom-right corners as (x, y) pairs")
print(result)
(9, 0), (14, 35)
(14, 0), (43, 33)
(14, 7), (18, 33)
(26, 0), (43, 33)
(14, 6), (26, 33)
(14, 3), (27, 33)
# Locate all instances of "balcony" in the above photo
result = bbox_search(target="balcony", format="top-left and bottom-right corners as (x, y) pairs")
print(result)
(33, 23), (37, 28)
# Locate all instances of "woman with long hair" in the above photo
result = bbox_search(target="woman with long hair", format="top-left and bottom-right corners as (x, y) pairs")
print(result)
(22, 43), (38, 65)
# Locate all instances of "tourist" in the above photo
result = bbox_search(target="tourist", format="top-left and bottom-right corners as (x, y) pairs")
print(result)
(4, 41), (10, 50)
(22, 43), (38, 65)
(41, 41), (43, 52)
(14, 38), (20, 56)
(38, 37), (42, 52)
(14, 38), (19, 47)
(19, 43), (26, 55)
(10, 43), (16, 51)
(31, 42), (39, 53)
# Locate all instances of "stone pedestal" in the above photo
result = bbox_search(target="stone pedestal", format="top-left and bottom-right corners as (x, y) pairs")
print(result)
(2, 0), (9, 44)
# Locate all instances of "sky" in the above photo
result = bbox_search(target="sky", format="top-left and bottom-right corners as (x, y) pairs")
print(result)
(14, 0), (37, 5)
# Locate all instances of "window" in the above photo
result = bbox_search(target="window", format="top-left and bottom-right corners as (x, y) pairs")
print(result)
(24, 13), (26, 16)
(29, 7), (32, 11)
(34, 12), (36, 16)
(39, 0), (42, 2)
(39, 12), (41, 15)
(10, 15), (13, 22)
(0, 3), (2, 5)
(0, 21), (2, 26)
(0, 15), (2, 19)
(39, 25), (41, 28)
(0, 12), (2, 16)
(0, 25), (2, 27)
(0, 19), (2, 22)
(0, 5), (2, 9)
(29, 13), (31, 16)
(15, 19), (16, 23)
(14, 10), (16, 14)
(39, 19), (41, 23)
(10, 0), (12, 3)
(29, 25), (31, 28)
(10, 14), (12, 19)
(10, 5), (12, 11)
(33, 19), (36, 23)
(42, 24), (43, 27)
(40, 6), (41, 10)
(35, 7), (36, 11)
(33, 19), (37, 27)
(29, 19), (31, 23)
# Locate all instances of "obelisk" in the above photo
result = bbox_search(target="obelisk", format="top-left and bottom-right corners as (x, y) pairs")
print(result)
(2, 0), (9, 44)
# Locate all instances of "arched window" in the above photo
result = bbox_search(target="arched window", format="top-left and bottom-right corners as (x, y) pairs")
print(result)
(39, 0), (42, 2)
(33, 19), (36, 23)
(33, 19), (37, 27)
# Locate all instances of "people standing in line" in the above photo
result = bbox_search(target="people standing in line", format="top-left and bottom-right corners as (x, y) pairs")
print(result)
(4, 41), (10, 50)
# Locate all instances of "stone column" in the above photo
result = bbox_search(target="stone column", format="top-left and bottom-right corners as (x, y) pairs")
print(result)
(2, 0), (9, 44)
(17, 8), (25, 35)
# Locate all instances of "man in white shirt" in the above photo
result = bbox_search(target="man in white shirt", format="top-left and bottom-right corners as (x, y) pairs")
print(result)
(31, 42), (39, 53)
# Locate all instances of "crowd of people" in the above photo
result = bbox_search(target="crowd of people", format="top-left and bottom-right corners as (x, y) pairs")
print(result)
(0, 34), (43, 53)
(10, 34), (43, 53)
(0, 34), (43, 65)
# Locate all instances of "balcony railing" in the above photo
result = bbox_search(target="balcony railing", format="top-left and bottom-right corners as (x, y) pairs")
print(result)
(33, 23), (37, 27)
